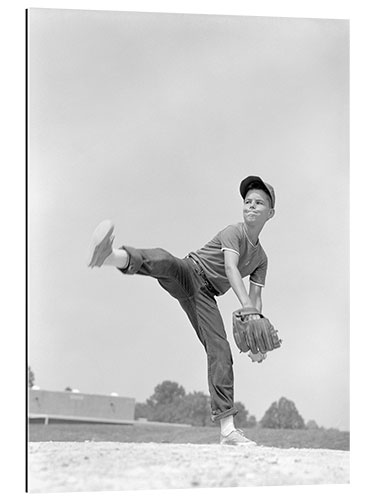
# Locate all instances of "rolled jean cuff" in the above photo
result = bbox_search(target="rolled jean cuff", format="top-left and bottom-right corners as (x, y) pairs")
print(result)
(211, 406), (238, 422)
(116, 246), (143, 275)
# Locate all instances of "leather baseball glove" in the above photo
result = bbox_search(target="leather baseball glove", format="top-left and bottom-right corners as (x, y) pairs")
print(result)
(232, 307), (282, 359)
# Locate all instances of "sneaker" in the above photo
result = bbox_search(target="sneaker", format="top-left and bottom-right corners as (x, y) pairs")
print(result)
(220, 429), (257, 446)
(87, 220), (115, 268)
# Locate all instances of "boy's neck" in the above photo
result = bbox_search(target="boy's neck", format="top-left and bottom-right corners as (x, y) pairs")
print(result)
(243, 222), (263, 245)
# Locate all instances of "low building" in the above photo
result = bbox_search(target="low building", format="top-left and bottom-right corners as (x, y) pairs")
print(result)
(29, 389), (135, 425)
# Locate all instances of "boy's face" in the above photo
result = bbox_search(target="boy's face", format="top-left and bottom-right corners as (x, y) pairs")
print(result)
(243, 189), (275, 227)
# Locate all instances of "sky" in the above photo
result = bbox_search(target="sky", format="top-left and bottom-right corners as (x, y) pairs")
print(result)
(27, 8), (349, 430)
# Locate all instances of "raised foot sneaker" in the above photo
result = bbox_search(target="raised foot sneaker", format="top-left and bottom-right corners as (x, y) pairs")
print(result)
(220, 429), (257, 446)
(87, 220), (115, 268)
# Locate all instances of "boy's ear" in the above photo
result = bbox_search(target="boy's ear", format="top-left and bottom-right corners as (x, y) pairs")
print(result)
(268, 208), (275, 220)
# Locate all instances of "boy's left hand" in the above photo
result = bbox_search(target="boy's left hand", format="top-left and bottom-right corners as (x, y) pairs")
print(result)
(247, 351), (267, 363)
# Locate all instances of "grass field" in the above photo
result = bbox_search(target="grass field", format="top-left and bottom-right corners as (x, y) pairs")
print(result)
(28, 422), (349, 450)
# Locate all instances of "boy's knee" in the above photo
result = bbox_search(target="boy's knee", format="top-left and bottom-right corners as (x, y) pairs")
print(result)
(208, 340), (233, 366)
(153, 248), (177, 266)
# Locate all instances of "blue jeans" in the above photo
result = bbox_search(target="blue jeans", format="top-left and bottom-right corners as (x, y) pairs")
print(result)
(118, 246), (238, 422)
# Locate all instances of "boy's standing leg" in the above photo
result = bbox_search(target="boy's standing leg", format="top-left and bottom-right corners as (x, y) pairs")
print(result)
(88, 220), (257, 445)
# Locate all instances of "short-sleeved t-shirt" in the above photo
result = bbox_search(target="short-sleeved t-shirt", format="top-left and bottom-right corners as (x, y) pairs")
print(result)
(189, 222), (268, 295)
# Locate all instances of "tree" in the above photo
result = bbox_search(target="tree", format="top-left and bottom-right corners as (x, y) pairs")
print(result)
(260, 401), (279, 428)
(146, 380), (186, 407)
(28, 367), (35, 388)
(146, 390), (212, 426)
(234, 401), (249, 428)
(135, 402), (151, 420)
(141, 382), (214, 426)
(247, 415), (257, 428)
(177, 391), (211, 427)
(306, 419), (319, 430)
(260, 397), (305, 429)
(141, 380), (255, 427)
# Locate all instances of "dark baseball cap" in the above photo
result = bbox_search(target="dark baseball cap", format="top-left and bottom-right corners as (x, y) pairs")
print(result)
(239, 175), (276, 208)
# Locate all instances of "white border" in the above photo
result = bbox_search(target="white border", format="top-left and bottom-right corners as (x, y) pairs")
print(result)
(3, 1), (374, 500)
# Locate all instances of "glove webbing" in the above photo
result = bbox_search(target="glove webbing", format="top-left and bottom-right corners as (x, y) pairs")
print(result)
(246, 319), (278, 354)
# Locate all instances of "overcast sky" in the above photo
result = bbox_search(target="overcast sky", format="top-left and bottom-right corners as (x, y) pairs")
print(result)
(28, 8), (349, 430)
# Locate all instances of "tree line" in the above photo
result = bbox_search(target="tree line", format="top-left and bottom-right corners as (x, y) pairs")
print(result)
(135, 380), (310, 429)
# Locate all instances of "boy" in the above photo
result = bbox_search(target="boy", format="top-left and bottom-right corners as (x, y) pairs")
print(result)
(88, 175), (275, 445)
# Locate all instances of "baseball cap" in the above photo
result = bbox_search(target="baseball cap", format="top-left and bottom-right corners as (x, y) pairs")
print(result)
(239, 175), (276, 208)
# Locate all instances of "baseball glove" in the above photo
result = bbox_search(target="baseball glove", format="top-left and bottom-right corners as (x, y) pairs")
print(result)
(232, 307), (282, 355)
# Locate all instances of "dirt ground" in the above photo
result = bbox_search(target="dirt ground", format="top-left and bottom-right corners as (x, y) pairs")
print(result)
(28, 441), (349, 492)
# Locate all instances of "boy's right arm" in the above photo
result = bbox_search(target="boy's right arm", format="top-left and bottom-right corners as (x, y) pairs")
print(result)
(224, 250), (254, 309)
(224, 250), (266, 363)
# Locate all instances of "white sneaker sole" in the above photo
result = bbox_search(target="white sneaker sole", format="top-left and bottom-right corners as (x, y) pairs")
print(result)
(87, 220), (114, 268)
(220, 440), (257, 446)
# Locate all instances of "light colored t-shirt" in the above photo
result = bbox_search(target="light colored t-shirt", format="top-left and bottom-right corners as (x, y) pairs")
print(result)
(189, 222), (268, 295)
